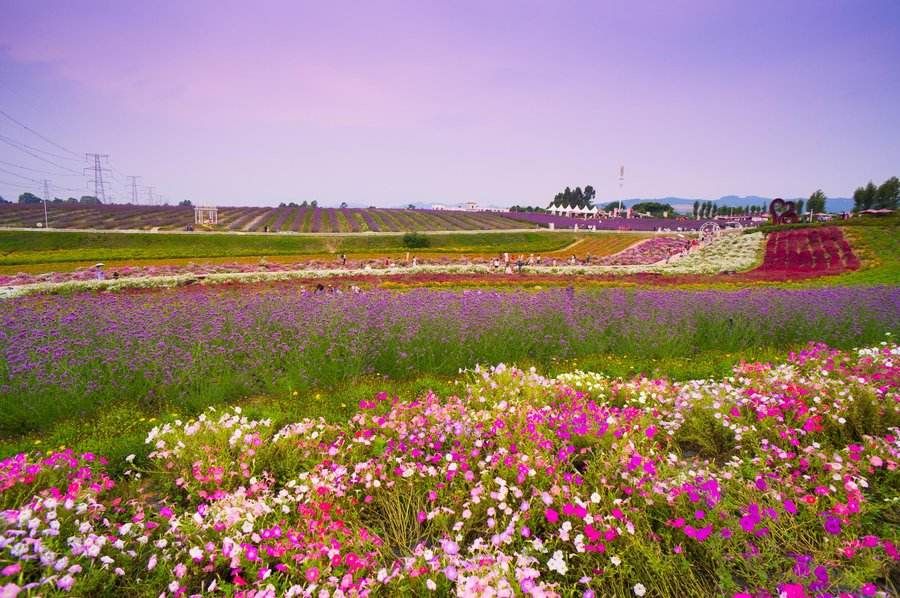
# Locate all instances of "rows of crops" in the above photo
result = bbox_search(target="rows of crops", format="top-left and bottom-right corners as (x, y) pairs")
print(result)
(0, 204), (533, 232)
(545, 233), (652, 258)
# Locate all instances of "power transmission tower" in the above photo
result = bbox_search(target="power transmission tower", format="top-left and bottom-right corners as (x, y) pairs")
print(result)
(127, 175), (141, 205)
(84, 153), (110, 203)
(42, 179), (50, 229)
(146, 186), (156, 205)
(618, 165), (625, 212)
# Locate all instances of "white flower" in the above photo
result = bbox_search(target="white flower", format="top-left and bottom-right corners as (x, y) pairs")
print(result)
(547, 550), (568, 575)
(610, 555), (621, 566)
(426, 579), (437, 591)
(125, 454), (136, 464)
(633, 583), (647, 596)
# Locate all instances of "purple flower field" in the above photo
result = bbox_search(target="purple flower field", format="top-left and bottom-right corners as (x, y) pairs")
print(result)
(1, 285), (897, 436)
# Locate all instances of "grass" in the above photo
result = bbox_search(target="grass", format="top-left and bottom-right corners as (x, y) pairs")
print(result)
(0, 229), (581, 271)
(751, 216), (899, 287)
(0, 346), (815, 474)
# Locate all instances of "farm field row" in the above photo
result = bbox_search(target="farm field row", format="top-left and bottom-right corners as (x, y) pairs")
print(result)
(0, 204), (534, 232)
(0, 232), (755, 296)
(0, 229), (583, 269)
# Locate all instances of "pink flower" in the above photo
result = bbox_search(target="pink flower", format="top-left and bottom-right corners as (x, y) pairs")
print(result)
(779, 583), (806, 598)
(305, 567), (320, 583)
(0, 565), (20, 577)
(545, 508), (559, 524)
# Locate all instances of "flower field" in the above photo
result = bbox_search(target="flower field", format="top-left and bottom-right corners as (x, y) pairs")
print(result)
(1, 342), (898, 597)
(2, 285), (898, 437)
(0, 204), (532, 232)
(662, 233), (763, 274)
(597, 237), (692, 266)
(755, 228), (860, 275)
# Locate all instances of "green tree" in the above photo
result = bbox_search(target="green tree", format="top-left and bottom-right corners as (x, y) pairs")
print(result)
(79, 195), (101, 204)
(632, 202), (674, 216)
(807, 190), (826, 215)
(692, 200), (699, 219)
(875, 176), (899, 209)
(18, 192), (42, 204)
(341, 202), (349, 209)
(0, 195), (8, 204)
(583, 185), (596, 207)
(852, 182), (877, 212)
(796, 199), (805, 215)
(179, 200), (192, 207)
(551, 185), (595, 208)
(310, 200), (318, 208)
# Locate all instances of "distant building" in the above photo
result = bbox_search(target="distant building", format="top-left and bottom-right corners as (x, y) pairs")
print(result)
(462, 201), (479, 211)
(431, 203), (448, 211)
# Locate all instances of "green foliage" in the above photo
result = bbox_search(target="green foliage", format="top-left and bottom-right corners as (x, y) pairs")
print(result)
(18, 192), (42, 204)
(808, 189), (827, 214)
(551, 185), (596, 209)
(876, 176), (899, 210)
(852, 177), (899, 212)
(631, 201), (674, 216)
(402, 231), (430, 248)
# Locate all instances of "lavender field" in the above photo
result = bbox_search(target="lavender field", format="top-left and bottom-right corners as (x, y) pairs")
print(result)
(2, 285), (897, 437)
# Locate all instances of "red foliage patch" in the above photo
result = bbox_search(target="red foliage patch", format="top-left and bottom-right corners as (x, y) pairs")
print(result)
(751, 227), (859, 276)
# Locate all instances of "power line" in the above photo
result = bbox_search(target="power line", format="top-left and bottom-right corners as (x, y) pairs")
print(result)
(0, 133), (81, 162)
(0, 159), (81, 177)
(0, 165), (42, 184)
(0, 177), (34, 189)
(0, 135), (84, 174)
(0, 108), (81, 158)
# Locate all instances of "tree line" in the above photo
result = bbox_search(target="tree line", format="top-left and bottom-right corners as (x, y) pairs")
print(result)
(852, 177), (899, 212)
(549, 185), (596, 209)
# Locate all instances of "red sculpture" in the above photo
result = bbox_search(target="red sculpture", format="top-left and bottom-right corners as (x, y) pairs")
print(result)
(769, 198), (799, 225)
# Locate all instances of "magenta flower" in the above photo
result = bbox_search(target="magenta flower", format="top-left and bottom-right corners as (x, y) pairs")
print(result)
(823, 515), (842, 535)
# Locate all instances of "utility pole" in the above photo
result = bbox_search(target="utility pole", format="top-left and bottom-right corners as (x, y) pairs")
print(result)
(84, 153), (110, 203)
(42, 179), (50, 229)
(618, 165), (625, 213)
(127, 176), (141, 204)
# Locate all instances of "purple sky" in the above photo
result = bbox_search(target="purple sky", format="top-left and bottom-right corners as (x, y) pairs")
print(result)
(1, 1), (898, 208)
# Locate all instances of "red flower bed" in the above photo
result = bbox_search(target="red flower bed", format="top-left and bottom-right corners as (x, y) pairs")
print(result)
(753, 227), (859, 275)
